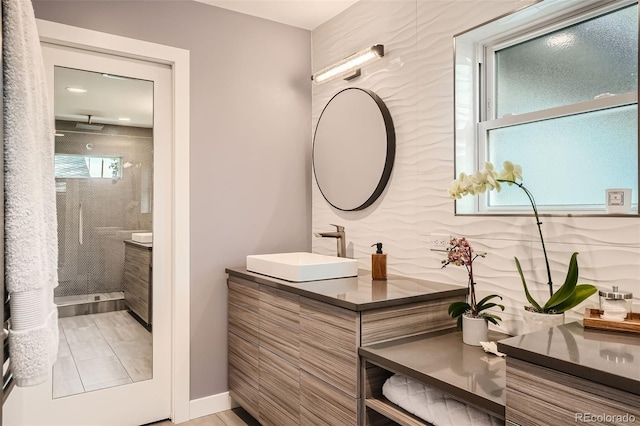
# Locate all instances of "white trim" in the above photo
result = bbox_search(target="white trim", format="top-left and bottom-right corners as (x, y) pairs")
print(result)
(36, 19), (191, 424)
(189, 392), (239, 420)
(480, 91), (638, 131)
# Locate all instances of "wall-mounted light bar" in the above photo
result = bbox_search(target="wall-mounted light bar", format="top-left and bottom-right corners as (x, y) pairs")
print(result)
(311, 44), (384, 84)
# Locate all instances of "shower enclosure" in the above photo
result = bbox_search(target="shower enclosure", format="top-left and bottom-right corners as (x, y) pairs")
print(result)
(54, 120), (153, 311)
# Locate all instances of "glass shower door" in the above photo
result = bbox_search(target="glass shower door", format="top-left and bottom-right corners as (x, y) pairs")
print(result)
(55, 177), (92, 302)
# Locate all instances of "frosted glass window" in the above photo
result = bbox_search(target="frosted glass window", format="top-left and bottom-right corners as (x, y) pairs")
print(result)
(453, 0), (640, 214)
(495, 4), (638, 118)
(486, 105), (638, 208)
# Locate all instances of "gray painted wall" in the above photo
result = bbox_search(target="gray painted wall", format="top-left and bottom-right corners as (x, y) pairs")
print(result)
(33, 1), (312, 400)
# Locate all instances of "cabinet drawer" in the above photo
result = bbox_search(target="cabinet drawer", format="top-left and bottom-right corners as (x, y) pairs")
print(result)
(300, 298), (359, 397)
(124, 269), (150, 301)
(124, 291), (149, 323)
(300, 370), (358, 426)
(260, 286), (299, 365)
(506, 358), (640, 426)
(361, 297), (460, 346)
(260, 286), (299, 329)
(228, 278), (260, 313)
(229, 371), (259, 421)
(228, 332), (258, 389)
(229, 302), (259, 344)
(259, 347), (299, 426)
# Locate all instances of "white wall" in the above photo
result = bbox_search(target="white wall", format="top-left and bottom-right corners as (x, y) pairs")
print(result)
(311, 0), (640, 334)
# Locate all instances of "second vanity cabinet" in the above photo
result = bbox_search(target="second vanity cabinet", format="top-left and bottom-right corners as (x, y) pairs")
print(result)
(498, 322), (640, 426)
(227, 268), (466, 426)
(123, 240), (152, 327)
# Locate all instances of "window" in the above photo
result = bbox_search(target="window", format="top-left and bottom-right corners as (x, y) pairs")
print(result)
(454, 0), (638, 214)
(55, 154), (123, 180)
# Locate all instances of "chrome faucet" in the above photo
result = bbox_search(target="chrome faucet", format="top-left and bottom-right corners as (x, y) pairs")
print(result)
(314, 224), (346, 258)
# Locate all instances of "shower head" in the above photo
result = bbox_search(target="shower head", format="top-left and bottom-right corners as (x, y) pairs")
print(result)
(76, 114), (104, 131)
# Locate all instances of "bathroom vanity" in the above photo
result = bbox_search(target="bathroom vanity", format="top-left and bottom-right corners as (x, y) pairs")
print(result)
(498, 322), (640, 426)
(123, 240), (152, 327)
(226, 267), (466, 426)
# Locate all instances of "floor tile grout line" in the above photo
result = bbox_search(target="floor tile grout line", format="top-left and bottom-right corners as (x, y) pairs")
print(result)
(57, 320), (87, 396)
(91, 312), (137, 385)
(92, 311), (142, 384)
(58, 312), (130, 396)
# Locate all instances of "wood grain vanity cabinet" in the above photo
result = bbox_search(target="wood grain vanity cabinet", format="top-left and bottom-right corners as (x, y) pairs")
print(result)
(504, 358), (640, 425)
(123, 240), (152, 327)
(498, 322), (640, 426)
(226, 268), (466, 426)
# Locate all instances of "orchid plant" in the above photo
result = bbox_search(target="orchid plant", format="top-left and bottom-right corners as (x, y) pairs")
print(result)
(443, 237), (504, 328)
(448, 161), (597, 314)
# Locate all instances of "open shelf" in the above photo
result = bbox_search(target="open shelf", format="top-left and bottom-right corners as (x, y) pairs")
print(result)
(365, 396), (432, 426)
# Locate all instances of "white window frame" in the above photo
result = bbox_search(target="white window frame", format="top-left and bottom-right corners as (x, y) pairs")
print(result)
(454, 0), (639, 215)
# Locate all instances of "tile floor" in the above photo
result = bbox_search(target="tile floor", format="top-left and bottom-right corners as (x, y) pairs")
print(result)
(149, 408), (260, 426)
(54, 309), (152, 398)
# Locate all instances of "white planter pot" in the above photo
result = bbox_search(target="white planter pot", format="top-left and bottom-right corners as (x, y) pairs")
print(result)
(522, 309), (565, 334)
(462, 315), (488, 346)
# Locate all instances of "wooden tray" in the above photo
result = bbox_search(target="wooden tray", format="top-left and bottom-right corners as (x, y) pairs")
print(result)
(583, 308), (640, 334)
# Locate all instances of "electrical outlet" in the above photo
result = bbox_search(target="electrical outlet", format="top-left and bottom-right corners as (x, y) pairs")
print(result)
(429, 233), (450, 251)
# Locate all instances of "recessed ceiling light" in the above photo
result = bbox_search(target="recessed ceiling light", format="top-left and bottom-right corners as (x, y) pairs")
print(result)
(66, 87), (87, 93)
(118, 117), (131, 122)
(102, 73), (126, 80)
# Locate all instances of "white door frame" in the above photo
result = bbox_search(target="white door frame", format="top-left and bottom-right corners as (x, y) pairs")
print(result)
(36, 19), (191, 424)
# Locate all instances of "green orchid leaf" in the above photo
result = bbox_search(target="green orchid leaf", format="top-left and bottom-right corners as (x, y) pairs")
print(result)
(482, 313), (502, 326)
(551, 284), (598, 313)
(515, 256), (543, 312)
(477, 294), (502, 307)
(456, 315), (463, 330)
(448, 302), (471, 318)
(544, 252), (579, 311)
(477, 302), (505, 313)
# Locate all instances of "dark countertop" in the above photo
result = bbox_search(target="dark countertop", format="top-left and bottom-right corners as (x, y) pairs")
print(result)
(497, 321), (640, 396)
(225, 267), (466, 312)
(360, 328), (508, 419)
(124, 239), (153, 249)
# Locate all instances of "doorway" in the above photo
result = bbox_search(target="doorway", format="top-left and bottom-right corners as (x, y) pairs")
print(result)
(52, 65), (155, 398)
(3, 21), (190, 425)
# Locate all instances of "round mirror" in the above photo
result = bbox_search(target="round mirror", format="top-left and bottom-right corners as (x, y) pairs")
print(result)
(313, 88), (395, 211)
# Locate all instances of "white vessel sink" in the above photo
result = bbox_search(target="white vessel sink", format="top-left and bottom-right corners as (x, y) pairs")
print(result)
(246, 252), (358, 282)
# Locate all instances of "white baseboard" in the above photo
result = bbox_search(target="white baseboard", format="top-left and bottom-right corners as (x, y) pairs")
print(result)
(189, 391), (239, 420)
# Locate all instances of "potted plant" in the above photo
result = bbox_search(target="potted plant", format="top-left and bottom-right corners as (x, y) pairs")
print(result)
(442, 237), (504, 345)
(447, 161), (598, 332)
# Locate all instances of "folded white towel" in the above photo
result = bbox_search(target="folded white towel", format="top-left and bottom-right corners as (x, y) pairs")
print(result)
(3, 0), (59, 386)
(382, 374), (502, 426)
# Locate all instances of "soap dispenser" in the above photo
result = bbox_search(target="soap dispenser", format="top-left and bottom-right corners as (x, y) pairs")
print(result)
(371, 242), (387, 280)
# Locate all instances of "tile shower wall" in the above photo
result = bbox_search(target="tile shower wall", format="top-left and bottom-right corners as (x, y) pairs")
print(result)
(312, 0), (640, 334)
(55, 121), (153, 297)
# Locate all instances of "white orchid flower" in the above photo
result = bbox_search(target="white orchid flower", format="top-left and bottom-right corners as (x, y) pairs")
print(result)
(472, 170), (487, 194)
(498, 161), (523, 183)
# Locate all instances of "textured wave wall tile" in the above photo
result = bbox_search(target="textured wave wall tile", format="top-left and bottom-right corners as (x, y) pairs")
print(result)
(312, 0), (640, 324)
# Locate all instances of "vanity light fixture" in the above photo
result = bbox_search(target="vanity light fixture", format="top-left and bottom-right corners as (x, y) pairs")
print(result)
(65, 87), (87, 93)
(311, 44), (384, 84)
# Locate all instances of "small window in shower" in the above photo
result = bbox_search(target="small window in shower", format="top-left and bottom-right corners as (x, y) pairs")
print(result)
(55, 154), (123, 179)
